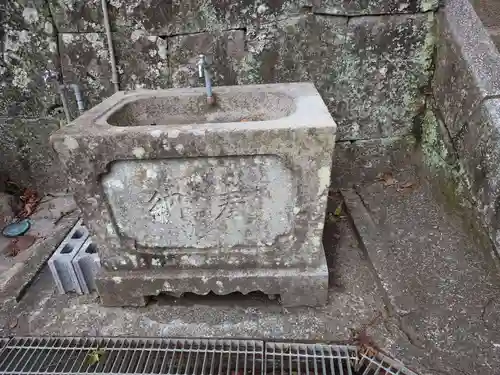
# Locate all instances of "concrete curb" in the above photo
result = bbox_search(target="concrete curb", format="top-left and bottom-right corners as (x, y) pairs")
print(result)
(0, 213), (80, 303)
(339, 188), (398, 314)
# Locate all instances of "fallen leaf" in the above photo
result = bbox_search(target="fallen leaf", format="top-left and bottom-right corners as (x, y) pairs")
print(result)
(376, 172), (397, 187)
(334, 205), (342, 216)
(397, 181), (415, 191)
(6, 235), (36, 257)
(18, 188), (40, 218)
(85, 348), (106, 366)
(8, 317), (18, 329)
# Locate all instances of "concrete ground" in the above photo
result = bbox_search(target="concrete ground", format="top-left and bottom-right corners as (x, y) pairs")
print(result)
(1, 167), (500, 375)
(470, 0), (500, 49)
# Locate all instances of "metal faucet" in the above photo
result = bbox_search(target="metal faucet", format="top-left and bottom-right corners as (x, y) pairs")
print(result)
(197, 54), (215, 105)
(44, 69), (86, 122)
(43, 69), (59, 84)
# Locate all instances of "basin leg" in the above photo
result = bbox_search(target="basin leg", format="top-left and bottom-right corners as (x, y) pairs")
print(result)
(99, 292), (148, 307)
(95, 262), (329, 308)
(96, 274), (148, 307)
(279, 274), (329, 307)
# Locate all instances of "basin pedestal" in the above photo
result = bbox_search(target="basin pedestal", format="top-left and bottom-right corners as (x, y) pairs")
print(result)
(51, 83), (337, 307)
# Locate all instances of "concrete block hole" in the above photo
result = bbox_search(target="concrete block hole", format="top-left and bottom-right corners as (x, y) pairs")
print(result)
(71, 229), (85, 239)
(85, 243), (97, 254)
(60, 244), (74, 254)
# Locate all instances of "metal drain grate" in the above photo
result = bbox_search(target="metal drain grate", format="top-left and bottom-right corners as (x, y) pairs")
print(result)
(0, 337), (417, 375)
(265, 343), (357, 375)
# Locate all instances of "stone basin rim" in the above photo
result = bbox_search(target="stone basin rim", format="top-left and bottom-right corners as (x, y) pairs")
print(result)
(55, 82), (336, 133)
(104, 90), (295, 127)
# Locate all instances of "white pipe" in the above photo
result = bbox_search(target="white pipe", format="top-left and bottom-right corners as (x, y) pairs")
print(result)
(70, 84), (85, 113)
(101, 0), (119, 92)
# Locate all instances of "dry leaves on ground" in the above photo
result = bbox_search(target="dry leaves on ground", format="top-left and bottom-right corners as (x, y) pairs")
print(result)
(18, 188), (40, 218)
(376, 172), (415, 192)
(349, 312), (382, 358)
(5, 235), (37, 257)
(8, 317), (18, 329)
(376, 172), (397, 187)
(396, 181), (415, 192)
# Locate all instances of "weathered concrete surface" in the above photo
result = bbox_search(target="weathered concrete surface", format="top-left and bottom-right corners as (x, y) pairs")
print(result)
(1, 0), (60, 117)
(433, 0), (500, 139)
(49, 0), (303, 34)
(336, 13), (434, 140)
(0, 117), (68, 194)
(51, 83), (336, 306)
(234, 14), (347, 131)
(114, 32), (169, 90)
(59, 32), (114, 117)
(342, 171), (500, 375)
(0, 30), (60, 117)
(331, 136), (417, 190)
(48, 0), (173, 33)
(470, 0), (500, 50)
(59, 31), (170, 115)
(170, 30), (245, 88)
(239, 14), (346, 85)
(169, 12), (434, 140)
(48, 0), (105, 33)
(96, 265), (329, 308)
(428, 0), (500, 259)
(48, 0), (438, 34)
(0, 195), (79, 303)
(1, 1), (67, 192)
(419, 103), (478, 217)
(1, 174), (499, 375)
(169, 0), (303, 35)
(454, 99), (500, 255)
(3, 0), (54, 32)
(470, 0), (500, 29)
(0, 211), (388, 345)
(306, 0), (438, 15)
(421, 104), (458, 171)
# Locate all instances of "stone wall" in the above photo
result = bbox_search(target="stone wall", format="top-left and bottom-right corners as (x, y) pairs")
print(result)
(1, 0), (438, 192)
(422, 0), (500, 256)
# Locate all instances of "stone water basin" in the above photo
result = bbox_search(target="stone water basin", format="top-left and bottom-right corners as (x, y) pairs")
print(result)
(51, 82), (337, 307)
(106, 88), (294, 126)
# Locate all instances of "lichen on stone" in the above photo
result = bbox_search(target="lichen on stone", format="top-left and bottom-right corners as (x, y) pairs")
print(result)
(117, 32), (170, 90)
(170, 29), (245, 88)
(421, 105), (474, 212)
(335, 12), (436, 140)
(59, 32), (113, 117)
(1, 0), (61, 117)
(305, 0), (439, 15)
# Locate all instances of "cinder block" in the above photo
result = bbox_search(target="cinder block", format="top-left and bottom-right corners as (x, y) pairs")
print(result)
(48, 219), (89, 294)
(72, 238), (101, 294)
